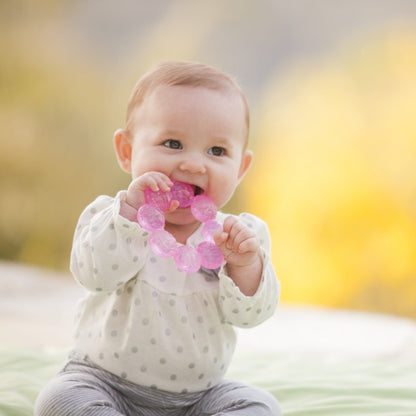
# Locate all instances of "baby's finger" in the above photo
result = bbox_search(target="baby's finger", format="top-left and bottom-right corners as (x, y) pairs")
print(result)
(235, 235), (259, 254)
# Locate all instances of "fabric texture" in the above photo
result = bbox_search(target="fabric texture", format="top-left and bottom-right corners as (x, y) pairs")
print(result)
(34, 354), (282, 416)
(69, 193), (280, 392)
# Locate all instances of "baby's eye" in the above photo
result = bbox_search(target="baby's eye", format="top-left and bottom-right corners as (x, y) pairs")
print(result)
(208, 146), (226, 157)
(163, 139), (182, 150)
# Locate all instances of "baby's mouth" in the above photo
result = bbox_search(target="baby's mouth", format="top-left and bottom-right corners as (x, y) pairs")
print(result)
(192, 185), (204, 196)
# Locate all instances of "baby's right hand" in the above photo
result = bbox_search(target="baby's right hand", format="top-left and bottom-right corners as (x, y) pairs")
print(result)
(119, 172), (174, 221)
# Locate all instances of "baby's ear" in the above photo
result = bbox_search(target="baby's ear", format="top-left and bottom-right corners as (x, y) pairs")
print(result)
(114, 129), (132, 173)
(237, 149), (253, 181)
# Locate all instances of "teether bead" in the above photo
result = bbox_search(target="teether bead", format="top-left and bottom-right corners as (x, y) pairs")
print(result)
(144, 188), (172, 211)
(197, 241), (224, 269)
(137, 204), (165, 231)
(174, 246), (201, 274)
(191, 195), (217, 222)
(202, 220), (222, 244)
(149, 230), (177, 257)
(170, 181), (194, 207)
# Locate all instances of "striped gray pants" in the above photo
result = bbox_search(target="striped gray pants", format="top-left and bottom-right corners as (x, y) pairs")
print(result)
(34, 356), (281, 416)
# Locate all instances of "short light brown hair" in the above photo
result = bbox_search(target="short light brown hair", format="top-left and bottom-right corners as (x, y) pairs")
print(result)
(125, 61), (250, 142)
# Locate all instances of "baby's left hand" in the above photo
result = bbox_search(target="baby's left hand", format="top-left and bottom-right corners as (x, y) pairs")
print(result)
(214, 216), (260, 268)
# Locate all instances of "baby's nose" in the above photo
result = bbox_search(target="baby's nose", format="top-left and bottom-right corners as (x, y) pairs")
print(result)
(179, 156), (206, 174)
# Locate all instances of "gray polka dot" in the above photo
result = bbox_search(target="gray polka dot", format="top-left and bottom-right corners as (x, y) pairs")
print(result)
(150, 385), (157, 390)
(159, 275), (166, 282)
(111, 330), (117, 337)
(152, 291), (158, 298)
(122, 223), (130, 229)
(133, 256), (139, 262)
(256, 308), (262, 314)
(111, 309), (118, 317)
(134, 298), (141, 306)
(109, 243), (116, 250)
(188, 363), (195, 369)
(121, 372), (127, 379)
(177, 346), (183, 353)
(116, 289), (122, 296)
(126, 237), (132, 244)
(112, 264), (119, 271)
(95, 287), (102, 292)
(169, 299), (176, 307)
(208, 327), (215, 335)
(114, 352), (119, 359)
(165, 328), (171, 336)
(99, 352), (104, 360)
(140, 365), (147, 372)
(150, 338), (157, 345)
(180, 316), (188, 324)
(150, 257), (157, 263)
(160, 358), (166, 364)
(203, 346), (209, 354)
(142, 318), (149, 325)
(131, 346), (138, 353)
(93, 268), (98, 275)
(78, 262), (84, 269)
(170, 374), (177, 380)
(181, 389), (188, 393)
(232, 308), (239, 314)
(198, 373), (204, 380)
(90, 208), (97, 214)
(197, 316), (204, 324)
(109, 223), (115, 230)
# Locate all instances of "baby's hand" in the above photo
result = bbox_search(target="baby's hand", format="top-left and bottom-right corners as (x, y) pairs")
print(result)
(120, 172), (178, 221)
(214, 216), (263, 296)
(214, 216), (261, 267)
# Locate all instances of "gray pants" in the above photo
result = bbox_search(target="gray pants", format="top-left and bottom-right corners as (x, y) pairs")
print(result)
(34, 356), (281, 416)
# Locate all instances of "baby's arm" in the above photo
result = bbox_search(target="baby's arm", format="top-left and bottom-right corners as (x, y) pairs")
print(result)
(119, 172), (178, 221)
(70, 195), (148, 293)
(214, 216), (262, 296)
(216, 214), (280, 328)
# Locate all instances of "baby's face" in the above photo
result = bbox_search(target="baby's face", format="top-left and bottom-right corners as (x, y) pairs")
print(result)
(127, 85), (252, 214)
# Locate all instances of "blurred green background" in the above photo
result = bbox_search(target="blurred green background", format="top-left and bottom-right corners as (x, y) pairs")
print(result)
(1, 0), (415, 318)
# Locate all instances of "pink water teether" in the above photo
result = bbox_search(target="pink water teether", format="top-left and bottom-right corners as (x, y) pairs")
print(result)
(136, 181), (224, 273)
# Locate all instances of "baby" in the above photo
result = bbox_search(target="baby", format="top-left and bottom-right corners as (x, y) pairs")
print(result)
(35, 61), (281, 415)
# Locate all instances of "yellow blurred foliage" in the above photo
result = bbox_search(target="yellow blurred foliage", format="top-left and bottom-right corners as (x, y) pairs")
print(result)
(247, 30), (416, 317)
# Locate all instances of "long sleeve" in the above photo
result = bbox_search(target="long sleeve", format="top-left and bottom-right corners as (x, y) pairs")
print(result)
(70, 192), (149, 293)
(218, 213), (280, 328)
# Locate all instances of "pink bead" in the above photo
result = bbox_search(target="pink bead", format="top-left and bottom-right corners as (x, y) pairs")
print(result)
(144, 188), (171, 211)
(149, 230), (177, 257)
(170, 181), (194, 207)
(191, 195), (217, 222)
(202, 220), (222, 244)
(137, 204), (165, 231)
(174, 245), (201, 273)
(197, 241), (224, 269)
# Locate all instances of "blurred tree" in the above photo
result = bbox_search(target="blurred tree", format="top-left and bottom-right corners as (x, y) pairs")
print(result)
(246, 29), (416, 318)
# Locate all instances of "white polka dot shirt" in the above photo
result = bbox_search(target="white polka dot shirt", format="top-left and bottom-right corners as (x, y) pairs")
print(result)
(70, 193), (280, 393)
